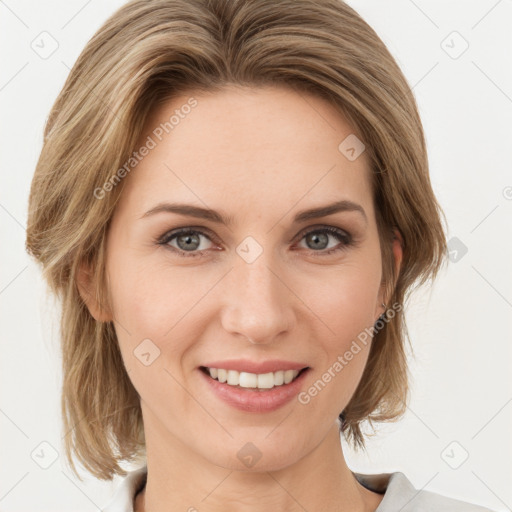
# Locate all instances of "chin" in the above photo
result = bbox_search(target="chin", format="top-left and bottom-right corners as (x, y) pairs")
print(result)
(198, 433), (306, 473)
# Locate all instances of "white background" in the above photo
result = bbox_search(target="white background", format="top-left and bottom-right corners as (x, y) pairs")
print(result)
(1, 0), (511, 510)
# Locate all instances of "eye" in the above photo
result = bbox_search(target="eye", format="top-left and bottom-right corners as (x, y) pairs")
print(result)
(157, 228), (216, 258)
(295, 226), (353, 256)
(156, 225), (354, 258)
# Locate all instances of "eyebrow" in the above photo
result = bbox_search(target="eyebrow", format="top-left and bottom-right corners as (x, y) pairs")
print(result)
(140, 199), (367, 226)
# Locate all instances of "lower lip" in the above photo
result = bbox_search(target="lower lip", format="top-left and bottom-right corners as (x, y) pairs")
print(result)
(199, 368), (310, 413)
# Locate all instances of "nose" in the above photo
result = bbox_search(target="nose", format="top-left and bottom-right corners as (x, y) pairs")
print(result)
(220, 250), (295, 345)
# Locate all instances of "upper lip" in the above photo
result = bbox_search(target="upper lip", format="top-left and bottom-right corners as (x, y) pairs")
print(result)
(201, 359), (310, 374)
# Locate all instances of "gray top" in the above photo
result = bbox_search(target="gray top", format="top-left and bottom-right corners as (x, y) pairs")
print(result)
(101, 465), (496, 511)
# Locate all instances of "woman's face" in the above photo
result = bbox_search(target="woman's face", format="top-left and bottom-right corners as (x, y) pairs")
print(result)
(95, 85), (393, 471)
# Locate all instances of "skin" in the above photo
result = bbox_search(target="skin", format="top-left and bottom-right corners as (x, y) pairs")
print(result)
(78, 84), (402, 512)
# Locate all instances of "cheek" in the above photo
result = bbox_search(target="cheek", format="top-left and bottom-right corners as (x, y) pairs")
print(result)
(108, 255), (187, 335)
(296, 268), (379, 418)
(292, 261), (381, 411)
(298, 260), (381, 342)
(107, 253), (217, 377)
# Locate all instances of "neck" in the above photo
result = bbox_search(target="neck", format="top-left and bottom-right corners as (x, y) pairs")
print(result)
(135, 420), (383, 512)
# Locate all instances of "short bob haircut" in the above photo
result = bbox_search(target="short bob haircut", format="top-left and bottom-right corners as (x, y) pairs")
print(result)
(25, 0), (448, 481)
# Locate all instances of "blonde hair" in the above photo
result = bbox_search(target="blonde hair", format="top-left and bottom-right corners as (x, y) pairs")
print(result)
(25, 0), (448, 481)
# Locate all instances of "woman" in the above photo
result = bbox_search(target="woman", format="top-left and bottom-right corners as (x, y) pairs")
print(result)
(25, 0), (496, 510)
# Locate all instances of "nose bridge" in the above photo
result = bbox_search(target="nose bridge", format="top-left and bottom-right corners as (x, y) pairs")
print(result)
(220, 242), (294, 343)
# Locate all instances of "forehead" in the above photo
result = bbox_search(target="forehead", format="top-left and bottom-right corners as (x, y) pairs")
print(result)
(117, 85), (374, 222)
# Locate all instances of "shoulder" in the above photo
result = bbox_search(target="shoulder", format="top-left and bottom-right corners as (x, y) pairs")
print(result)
(353, 471), (497, 512)
(103, 466), (497, 512)
(101, 465), (147, 512)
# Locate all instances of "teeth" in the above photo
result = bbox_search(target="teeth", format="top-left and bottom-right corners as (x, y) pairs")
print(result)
(207, 367), (302, 389)
(284, 369), (295, 384)
(274, 371), (284, 386)
(227, 370), (239, 386)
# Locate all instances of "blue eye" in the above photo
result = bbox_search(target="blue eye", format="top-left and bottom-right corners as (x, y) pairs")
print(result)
(158, 228), (214, 258)
(157, 226), (353, 258)
(296, 226), (353, 255)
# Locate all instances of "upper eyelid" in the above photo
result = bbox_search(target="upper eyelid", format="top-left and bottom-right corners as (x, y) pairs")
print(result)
(296, 224), (350, 237)
(158, 225), (219, 244)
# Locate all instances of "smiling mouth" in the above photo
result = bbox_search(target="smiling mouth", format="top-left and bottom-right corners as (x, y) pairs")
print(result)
(199, 366), (310, 390)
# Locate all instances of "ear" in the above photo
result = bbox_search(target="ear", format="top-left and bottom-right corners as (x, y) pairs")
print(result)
(375, 227), (403, 320)
(76, 261), (113, 322)
(391, 228), (403, 279)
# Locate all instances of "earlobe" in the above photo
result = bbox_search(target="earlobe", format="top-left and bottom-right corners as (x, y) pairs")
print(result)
(76, 262), (112, 322)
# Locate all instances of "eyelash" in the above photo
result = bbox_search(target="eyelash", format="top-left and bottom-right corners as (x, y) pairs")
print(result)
(156, 225), (354, 259)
